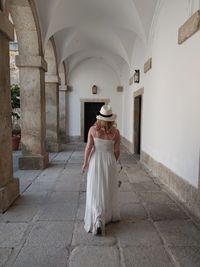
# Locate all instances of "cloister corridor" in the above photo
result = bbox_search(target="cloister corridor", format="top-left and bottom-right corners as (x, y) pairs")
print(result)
(0, 143), (199, 267)
(1, 0), (200, 266)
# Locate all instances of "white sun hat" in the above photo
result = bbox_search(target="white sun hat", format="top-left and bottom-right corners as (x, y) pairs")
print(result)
(96, 105), (117, 122)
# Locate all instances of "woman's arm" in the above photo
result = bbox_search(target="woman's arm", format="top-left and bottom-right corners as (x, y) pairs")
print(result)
(114, 129), (120, 160)
(82, 127), (94, 173)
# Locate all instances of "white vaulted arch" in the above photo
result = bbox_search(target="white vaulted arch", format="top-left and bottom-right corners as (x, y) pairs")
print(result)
(32, 0), (160, 87)
(59, 28), (130, 66)
(66, 49), (125, 83)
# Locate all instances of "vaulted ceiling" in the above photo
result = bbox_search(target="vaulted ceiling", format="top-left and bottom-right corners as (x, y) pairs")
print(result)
(34, 0), (159, 79)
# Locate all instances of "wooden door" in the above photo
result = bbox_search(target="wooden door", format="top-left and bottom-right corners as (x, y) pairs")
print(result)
(134, 96), (142, 154)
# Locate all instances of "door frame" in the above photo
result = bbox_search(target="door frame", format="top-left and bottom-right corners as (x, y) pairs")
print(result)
(80, 98), (110, 142)
(133, 87), (144, 156)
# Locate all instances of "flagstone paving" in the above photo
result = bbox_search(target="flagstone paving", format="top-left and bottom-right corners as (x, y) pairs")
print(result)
(1, 143), (200, 267)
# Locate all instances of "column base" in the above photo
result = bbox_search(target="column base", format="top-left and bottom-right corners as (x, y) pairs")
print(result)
(46, 142), (61, 152)
(60, 136), (67, 144)
(0, 178), (20, 213)
(19, 153), (49, 170)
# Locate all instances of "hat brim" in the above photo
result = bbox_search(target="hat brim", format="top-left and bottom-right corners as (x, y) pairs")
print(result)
(96, 114), (117, 122)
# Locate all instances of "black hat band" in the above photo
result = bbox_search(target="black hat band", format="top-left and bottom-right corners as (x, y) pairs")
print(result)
(99, 112), (113, 118)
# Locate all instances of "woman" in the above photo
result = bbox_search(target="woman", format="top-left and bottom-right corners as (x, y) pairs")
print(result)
(82, 104), (120, 235)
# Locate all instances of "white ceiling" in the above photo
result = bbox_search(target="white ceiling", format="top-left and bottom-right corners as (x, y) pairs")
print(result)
(34, 0), (159, 79)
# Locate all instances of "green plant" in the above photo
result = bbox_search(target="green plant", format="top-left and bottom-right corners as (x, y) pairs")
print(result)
(11, 84), (21, 135)
(11, 84), (20, 119)
(12, 128), (21, 135)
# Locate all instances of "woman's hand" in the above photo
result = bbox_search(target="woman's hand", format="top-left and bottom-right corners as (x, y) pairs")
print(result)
(81, 162), (88, 174)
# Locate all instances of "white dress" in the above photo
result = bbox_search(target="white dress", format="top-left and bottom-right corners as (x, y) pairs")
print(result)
(84, 137), (120, 234)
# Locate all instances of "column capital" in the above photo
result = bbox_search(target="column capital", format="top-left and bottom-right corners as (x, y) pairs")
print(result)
(45, 74), (61, 84)
(0, 11), (14, 40)
(16, 55), (47, 71)
(59, 85), (67, 91)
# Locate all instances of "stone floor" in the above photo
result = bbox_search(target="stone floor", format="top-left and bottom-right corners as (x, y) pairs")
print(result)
(1, 143), (200, 267)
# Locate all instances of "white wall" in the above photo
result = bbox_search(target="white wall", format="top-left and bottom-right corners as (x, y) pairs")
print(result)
(122, 0), (200, 187)
(67, 58), (123, 136)
(121, 38), (146, 141)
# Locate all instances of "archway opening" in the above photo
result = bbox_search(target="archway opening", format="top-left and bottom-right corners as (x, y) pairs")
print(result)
(6, 0), (48, 170)
(9, 16), (21, 153)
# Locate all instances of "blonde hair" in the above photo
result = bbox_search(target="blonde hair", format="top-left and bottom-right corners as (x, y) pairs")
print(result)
(94, 119), (116, 134)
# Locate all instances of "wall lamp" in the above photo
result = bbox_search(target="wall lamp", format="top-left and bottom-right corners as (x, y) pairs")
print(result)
(92, 85), (98, 94)
(134, 69), (140, 83)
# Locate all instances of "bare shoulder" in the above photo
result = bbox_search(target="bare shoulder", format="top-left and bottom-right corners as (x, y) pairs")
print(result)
(89, 126), (96, 135)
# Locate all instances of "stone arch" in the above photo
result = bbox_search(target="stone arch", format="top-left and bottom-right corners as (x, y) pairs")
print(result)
(6, 0), (43, 56)
(6, 0), (49, 170)
(44, 37), (61, 152)
(9, 24), (20, 87)
(59, 61), (67, 86)
(45, 37), (59, 76)
(59, 62), (68, 143)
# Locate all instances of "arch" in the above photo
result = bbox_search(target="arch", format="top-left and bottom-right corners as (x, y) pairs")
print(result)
(58, 27), (131, 66)
(68, 56), (121, 84)
(44, 37), (61, 152)
(5, 0), (49, 169)
(59, 61), (67, 86)
(44, 0), (146, 44)
(58, 62), (67, 143)
(44, 37), (59, 76)
(148, 0), (164, 45)
(65, 49), (129, 81)
(6, 0), (43, 56)
(9, 27), (20, 86)
(68, 57), (121, 85)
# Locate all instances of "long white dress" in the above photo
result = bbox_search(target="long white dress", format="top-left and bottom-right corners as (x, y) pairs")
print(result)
(84, 137), (120, 234)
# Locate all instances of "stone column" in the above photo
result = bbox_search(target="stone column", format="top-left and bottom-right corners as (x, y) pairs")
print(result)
(0, 12), (19, 212)
(45, 74), (61, 152)
(59, 85), (67, 143)
(16, 55), (49, 169)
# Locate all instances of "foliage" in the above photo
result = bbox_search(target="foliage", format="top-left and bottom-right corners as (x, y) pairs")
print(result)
(12, 128), (21, 135)
(11, 84), (20, 119)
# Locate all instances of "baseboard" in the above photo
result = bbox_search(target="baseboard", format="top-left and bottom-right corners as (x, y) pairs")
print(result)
(121, 136), (134, 154)
(141, 150), (200, 219)
(66, 136), (81, 143)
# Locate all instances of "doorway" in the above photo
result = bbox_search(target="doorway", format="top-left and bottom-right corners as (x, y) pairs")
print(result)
(84, 102), (104, 142)
(134, 95), (142, 155)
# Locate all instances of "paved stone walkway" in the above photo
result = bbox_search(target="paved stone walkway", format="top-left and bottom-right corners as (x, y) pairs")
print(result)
(1, 143), (200, 267)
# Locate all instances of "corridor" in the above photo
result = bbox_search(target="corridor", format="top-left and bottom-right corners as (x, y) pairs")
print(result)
(1, 143), (200, 267)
